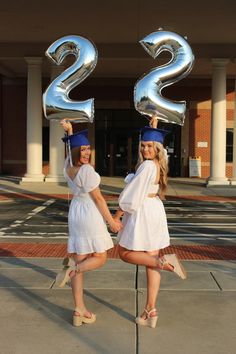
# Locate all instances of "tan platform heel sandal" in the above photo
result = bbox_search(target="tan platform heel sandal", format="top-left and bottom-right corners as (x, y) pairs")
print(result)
(73, 311), (96, 327)
(73, 312), (83, 327)
(160, 253), (187, 279)
(81, 312), (96, 324)
(55, 265), (78, 288)
(62, 257), (76, 267)
(135, 308), (158, 329)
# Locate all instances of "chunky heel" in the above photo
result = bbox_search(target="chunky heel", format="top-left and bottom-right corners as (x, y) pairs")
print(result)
(148, 314), (158, 329)
(73, 311), (96, 326)
(55, 266), (77, 288)
(162, 253), (187, 279)
(135, 308), (158, 329)
(73, 313), (83, 327)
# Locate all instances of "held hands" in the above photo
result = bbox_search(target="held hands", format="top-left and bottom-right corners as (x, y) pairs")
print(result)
(60, 119), (73, 135)
(109, 218), (123, 233)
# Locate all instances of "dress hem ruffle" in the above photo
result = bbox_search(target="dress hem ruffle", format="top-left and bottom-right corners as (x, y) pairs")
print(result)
(118, 241), (170, 252)
(67, 245), (114, 255)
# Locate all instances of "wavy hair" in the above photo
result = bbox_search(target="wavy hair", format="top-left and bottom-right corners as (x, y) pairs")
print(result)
(135, 141), (168, 200)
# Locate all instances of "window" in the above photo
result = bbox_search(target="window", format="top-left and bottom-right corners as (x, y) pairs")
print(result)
(226, 129), (233, 162)
(43, 127), (49, 162)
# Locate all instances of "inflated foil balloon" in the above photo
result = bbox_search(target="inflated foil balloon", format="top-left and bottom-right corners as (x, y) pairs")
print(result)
(43, 35), (98, 122)
(134, 30), (194, 125)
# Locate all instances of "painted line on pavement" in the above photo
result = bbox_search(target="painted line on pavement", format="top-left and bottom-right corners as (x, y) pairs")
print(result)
(170, 236), (236, 241)
(23, 224), (67, 227)
(170, 233), (236, 237)
(0, 199), (56, 236)
(20, 223), (236, 230)
(0, 235), (118, 240)
(168, 225), (236, 229)
(0, 235), (68, 239)
(167, 215), (236, 219)
(168, 222), (236, 226)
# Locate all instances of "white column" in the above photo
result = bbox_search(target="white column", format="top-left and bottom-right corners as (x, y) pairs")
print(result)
(207, 58), (230, 186)
(88, 122), (95, 167)
(45, 65), (65, 182)
(231, 78), (236, 185)
(22, 57), (44, 182)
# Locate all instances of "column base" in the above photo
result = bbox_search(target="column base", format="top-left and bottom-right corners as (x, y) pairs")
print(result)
(44, 175), (66, 183)
(206, 177), (230, 187)
(20, 174), (45, 183)
(230, 178), (236, 186)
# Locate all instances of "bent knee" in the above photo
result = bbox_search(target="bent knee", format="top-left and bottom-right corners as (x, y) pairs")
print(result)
(119, 247), (130, 262)
(93, 252), (107, 266)
(146, 250), (159, 257)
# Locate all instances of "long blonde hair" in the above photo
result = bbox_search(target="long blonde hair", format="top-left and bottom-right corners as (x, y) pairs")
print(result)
(135, 141), (168, 200)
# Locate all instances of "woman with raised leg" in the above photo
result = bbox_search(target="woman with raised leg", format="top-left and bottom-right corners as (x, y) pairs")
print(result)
(56, 120), (122, 327)
(114, 117), (186, 329)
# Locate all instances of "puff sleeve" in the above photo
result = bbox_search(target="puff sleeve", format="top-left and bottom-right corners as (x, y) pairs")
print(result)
(77, 164), (101, 192)
(124, 173), (135, 184)
(118, 160), (156, 213)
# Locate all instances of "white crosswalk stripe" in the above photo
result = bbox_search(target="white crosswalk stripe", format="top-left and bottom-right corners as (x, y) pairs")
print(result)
(0, 197), (236, 240)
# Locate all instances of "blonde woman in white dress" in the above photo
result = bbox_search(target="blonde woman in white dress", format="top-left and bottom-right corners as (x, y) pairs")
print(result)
(114, 118), (186, 329)
(56, 120), (122, 327)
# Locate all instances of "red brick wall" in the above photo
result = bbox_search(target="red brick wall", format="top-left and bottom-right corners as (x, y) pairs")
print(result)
(188, 88), (234, 178)
(189, 108), (211, 178)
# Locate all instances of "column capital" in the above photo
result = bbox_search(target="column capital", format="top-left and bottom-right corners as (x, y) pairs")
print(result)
(212, 58), (229, 67)
(24, 57), (42, 66)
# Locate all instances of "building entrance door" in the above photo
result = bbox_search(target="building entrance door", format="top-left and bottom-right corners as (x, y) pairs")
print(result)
(95, 109), (141, 176)
(96, 127), (137, 176)
(95, 109), (181, 177)
(164, 124), (181, 177)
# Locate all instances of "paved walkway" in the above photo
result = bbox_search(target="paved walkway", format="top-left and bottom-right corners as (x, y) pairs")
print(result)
(0, 175), (236, 201)
(0, 176), (236, 353)
(0, 257), (236, 354)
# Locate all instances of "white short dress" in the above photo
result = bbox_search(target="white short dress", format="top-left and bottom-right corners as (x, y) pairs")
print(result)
(64, 162), (114, 255)
(117, 160), (170, 251)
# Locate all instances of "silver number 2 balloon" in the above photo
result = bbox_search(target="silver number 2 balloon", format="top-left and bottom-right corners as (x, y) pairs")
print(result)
(134, 30), (195, 125)
(43, 35), (98, 123)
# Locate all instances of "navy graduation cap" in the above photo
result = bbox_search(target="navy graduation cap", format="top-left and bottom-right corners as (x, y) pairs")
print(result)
(140, 126), (169, 145)
(62, 129), (90, 149)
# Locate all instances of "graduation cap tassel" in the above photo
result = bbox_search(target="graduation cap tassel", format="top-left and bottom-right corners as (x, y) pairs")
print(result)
(64, 132), (73, 167)
(67, 139), (73, 167)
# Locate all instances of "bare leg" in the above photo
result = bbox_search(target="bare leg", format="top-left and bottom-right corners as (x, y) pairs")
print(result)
(119, 246), (173, 271)
(76, 252), (107, 272)
(136, 251), (160, 320)
(71, 254), (87, 314)
(71, 252), (107, 316)
(145, 267), (161, 310)
(130, 250), (160, 319)
(145, 251), (161, 308)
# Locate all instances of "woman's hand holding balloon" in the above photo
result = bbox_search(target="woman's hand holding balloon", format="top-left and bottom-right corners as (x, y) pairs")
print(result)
(149, 117), (158, 129)
(60, 119), (73, 135)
